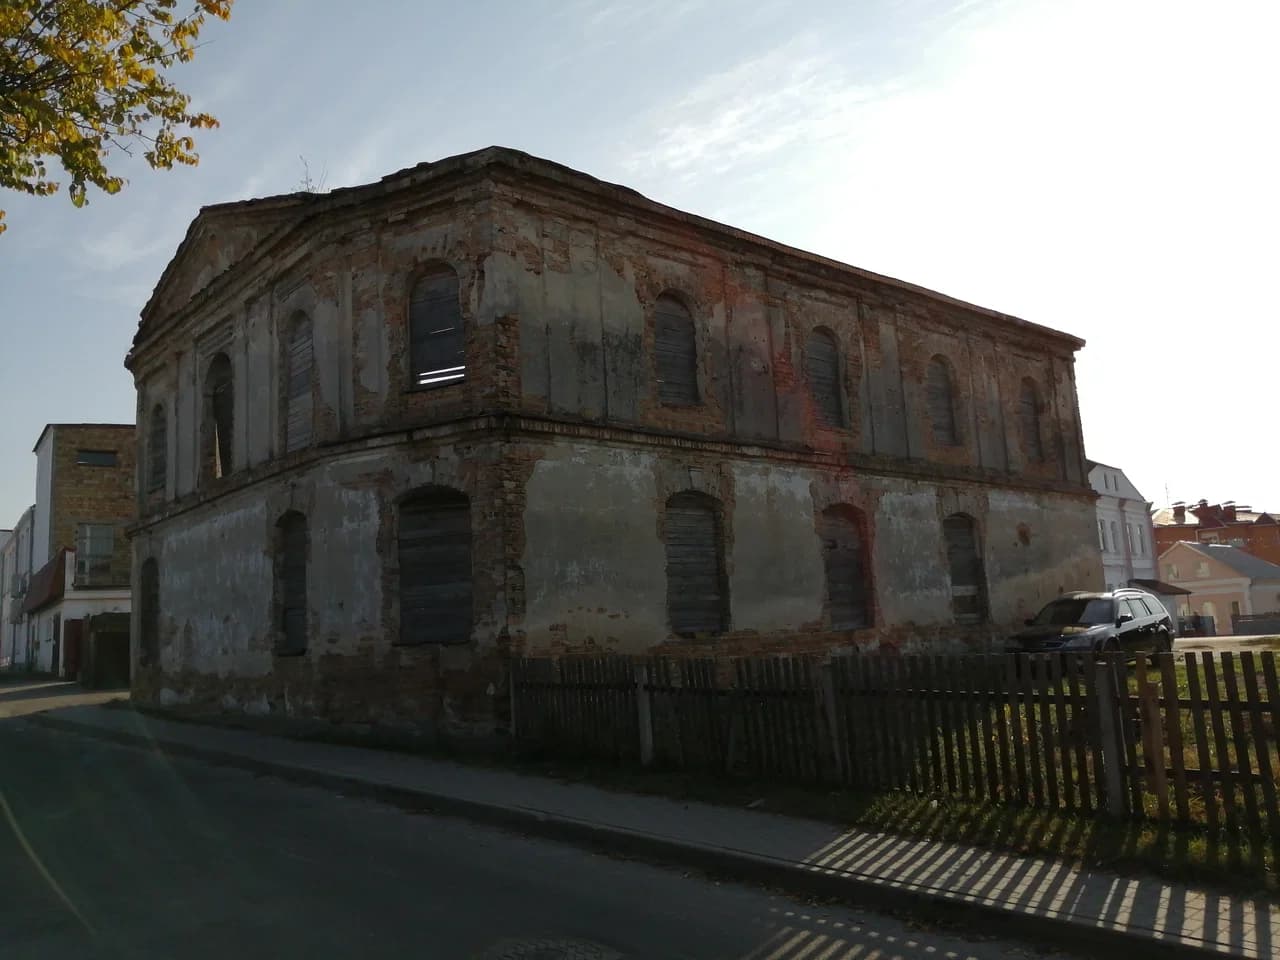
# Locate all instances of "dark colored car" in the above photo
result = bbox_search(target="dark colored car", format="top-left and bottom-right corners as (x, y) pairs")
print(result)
(1006, 589), (1175, 656)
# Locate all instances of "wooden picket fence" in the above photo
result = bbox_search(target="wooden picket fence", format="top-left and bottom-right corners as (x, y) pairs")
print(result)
(510, 650), (1280, 831)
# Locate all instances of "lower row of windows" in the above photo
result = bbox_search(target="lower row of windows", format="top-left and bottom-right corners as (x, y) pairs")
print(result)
(136, 489), (990, 660)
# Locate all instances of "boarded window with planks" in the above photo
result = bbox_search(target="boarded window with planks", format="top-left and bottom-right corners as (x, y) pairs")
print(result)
(944, 513), (987, 624)
(819, 505), (871, 629)
(805, 328), (843, 428)
(665, 492), (727, 635)
(409, 266), (465, 388)
(139, 558), (159, 665)
(655, 294), (699, 406)
(926, 355), (959, 446)
(147, 403), (166, 494)
(276, 511), (307, 655)
(204, 353), (234, 480)
(398, 488), (472, 645)
(284, 313), (314, 452)
(1019, 377), (1044, 463)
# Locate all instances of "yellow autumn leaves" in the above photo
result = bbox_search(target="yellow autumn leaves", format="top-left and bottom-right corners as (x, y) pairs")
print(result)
(0, 0), (234, 234)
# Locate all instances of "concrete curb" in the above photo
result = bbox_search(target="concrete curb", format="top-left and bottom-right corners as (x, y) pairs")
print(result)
(29, 711), (1251, 960)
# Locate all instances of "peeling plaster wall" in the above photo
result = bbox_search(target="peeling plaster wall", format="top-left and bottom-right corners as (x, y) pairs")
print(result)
(520, 443), (666, 649)
(128, 150), (1100, 737)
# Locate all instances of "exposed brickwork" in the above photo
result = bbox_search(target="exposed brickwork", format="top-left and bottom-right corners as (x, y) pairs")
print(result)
(47, 425), (136, 582)
(126, 147), (1099, 741)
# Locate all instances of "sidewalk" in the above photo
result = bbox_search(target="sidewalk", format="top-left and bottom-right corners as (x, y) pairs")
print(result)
(28, 703), (1277, 960)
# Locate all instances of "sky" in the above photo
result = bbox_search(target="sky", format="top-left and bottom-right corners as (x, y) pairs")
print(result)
(1, 0), (1277, 527)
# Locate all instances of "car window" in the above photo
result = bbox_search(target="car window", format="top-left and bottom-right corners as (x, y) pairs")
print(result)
(1032, 597), (1114, 626)
(1133, 597), (1154, 616)
(1124, 599), (1146, 621)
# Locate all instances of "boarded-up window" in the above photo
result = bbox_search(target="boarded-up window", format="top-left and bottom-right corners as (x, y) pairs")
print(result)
(277, 512), (307, 655)
(204, 353), (233, 480)
(927, 356), (958, 446)
(665, 492), (727, 635)
(805, 329), (843, 428)
(655, 294), (699, 406)
(1019, 377), (1044, 462)
(398, 489), (472, 645)
(944, 514), (986, 624)
(820, 506), (871, 629)
(147, 403), (166, 494)
(284, 314), (314, 452)
(410, 266), (465, 387)
(139, 558), (159, 666)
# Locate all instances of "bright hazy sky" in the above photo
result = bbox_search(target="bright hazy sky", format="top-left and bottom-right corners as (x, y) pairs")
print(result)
(2, 0), (1277, 528)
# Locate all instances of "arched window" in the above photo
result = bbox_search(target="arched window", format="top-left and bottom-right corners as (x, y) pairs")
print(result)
(398, 488), (472, 645)
(819, 505), (872, 629)
(203, 353), (233, 480)
(147, 403), (167, 494)
(409, 266), (465, 387)
(1019, 377), (1044, 462)
(284, 312), (314, 452)
(805, 328), (843, 428)
(139, 557), (159, 666)
(665, 491), (727, 635)
(655, 294), (699, 406)
(276, 511), (308, 655)
(926, 355), (958, 446)
(943, 513), (986, 624)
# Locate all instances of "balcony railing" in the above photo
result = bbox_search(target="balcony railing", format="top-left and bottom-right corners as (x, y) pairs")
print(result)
(73, 560), (130, 590)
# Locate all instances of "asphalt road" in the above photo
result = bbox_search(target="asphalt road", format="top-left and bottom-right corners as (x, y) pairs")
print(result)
(0, 720), (1082, 960)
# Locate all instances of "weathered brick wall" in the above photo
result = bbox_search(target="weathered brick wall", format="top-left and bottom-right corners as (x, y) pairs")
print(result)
(127, 147), (1098, 739)
(50, 426), (136, 581)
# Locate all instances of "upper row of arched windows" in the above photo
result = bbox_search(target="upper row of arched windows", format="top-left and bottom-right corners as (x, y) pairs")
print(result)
(143, 267), (1048, 496)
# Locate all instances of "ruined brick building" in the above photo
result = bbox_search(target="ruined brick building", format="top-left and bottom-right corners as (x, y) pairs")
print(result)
(127, 147), (1101, 735)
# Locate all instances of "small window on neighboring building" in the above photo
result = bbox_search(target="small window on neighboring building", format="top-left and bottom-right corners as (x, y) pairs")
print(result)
(410, 265), (466, 388)
(943, 513), (986, 624)
(805, 328), (843, 428)
(819, 505), (872, 629)
(655, 294), (699, 406)
(1167, 563), (1179, 579)
(1202, 601), (1217, 624)
(1127, 524), (1136, 552)
(203, 353), (234, 480)
(147, 404), (166, 494)
(284, 312), (314, 452)
(74, 523), (115, 587)
(1018, 378), (1044, 462)
(276, 511), (307, 655)
(1110, 521), (1119, 554)
(1201, 532), (1220, 544)
(1098, 519), (1108, 551)
(139, 558), (159, 666)
(926, 355), (959, 446)
(398, 488), (472, 645)
(76, 450), (118, 467)
(1231, 600), (1241, 618)
(665, 491), (727, 635)
(1197, 561), (1211, 578)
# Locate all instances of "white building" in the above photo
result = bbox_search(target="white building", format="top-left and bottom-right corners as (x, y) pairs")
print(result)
(1088, 461), (1157, 587)
(1, 507), (35, 670)
(1087, 460), (1189, 625)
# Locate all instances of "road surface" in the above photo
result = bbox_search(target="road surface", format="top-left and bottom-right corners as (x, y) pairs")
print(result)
(0, 717), (1080, 960)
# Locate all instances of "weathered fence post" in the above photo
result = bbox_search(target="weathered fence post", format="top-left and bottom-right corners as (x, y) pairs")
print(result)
(818, 660), (844, 782)
(635, 662), (654, 767)
(1094, 661), (1127, 817)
